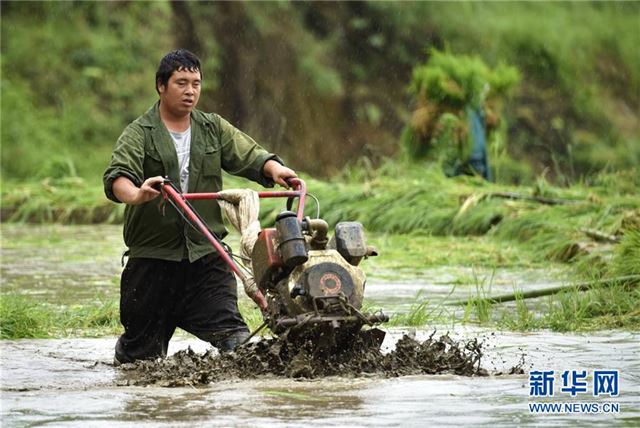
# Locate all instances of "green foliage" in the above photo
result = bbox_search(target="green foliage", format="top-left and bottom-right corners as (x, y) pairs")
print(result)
(2, 1), (637, 182)
(1, 177), (123, 223)
(4, 160), (637, 277)
(408, 49), (520, 109)
(0, 284), (265, 339)
(0, 294), (51, 338)
(58, 299), (121, 335)
(299, 46), (344, 97)
(490, 153), (535, 186)
(438, 272), (640, 332)
(1, 2), (173, 180)
(401, 50), (519, 180)
(496, 280), (640, 332)
(0, 293), (121, 339)
(387, 290), (451, 327)
(460, 271), (497, 324)
(610, 229), (640, 277)
(419, 2), (639, 179)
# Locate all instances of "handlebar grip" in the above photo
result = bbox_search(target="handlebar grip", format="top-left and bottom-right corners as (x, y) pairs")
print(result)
(286, 177), (302, 190)
(157, 177), (177, 193)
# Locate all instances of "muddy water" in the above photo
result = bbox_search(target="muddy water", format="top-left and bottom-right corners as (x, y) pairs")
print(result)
(2, 330), (639, 426)
(2, 225), (639, 426)
(1, 224), (563, 310)
(1, 225), (124, 303)
(364, 267), (565, 314)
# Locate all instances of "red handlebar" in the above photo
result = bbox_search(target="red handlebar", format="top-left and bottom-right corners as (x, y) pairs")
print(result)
(181, 178), (307, 220)
(159, 178), (305, 311)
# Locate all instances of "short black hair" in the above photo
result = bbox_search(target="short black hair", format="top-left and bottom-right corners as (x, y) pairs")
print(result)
(155, 49), (202, 93)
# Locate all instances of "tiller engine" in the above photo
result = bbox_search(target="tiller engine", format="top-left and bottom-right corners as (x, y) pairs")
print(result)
(160, 178), (388, 347)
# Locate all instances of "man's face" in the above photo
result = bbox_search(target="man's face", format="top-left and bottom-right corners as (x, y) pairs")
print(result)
(158, 67), (201, 116)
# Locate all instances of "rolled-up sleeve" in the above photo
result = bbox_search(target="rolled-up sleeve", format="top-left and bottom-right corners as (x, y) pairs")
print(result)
(103, 124), (146, 203)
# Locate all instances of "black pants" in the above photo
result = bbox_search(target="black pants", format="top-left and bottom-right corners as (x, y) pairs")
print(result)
(115, 253), (248, 363)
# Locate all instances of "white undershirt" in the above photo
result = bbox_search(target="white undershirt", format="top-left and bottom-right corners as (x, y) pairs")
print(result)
(169, 127), (191, 192)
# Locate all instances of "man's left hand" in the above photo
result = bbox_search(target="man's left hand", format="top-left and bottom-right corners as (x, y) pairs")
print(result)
(263, 160), (297, 188)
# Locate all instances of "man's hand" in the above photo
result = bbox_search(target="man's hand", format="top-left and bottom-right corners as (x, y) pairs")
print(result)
(113, 176), (164, 205)
(251, 290), (268, 311)
(263, 160), (297, 188)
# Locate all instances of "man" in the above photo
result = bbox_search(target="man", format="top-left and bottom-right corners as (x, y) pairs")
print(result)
(103, 49), (296, 364)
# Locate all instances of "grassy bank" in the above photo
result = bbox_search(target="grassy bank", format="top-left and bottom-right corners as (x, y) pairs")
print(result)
(310, 162), (639, 277)
(4, 162), (638, 280)
(0, 177), (124, 223)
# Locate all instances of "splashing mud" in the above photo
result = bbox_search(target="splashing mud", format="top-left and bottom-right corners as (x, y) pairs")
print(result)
(117, 331), (492, 387)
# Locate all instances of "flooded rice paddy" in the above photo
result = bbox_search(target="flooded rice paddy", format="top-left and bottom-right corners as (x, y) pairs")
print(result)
(2, 225), (639, 426)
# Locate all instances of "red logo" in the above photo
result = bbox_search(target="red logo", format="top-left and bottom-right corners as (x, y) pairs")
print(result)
(320, 272), (342, 295)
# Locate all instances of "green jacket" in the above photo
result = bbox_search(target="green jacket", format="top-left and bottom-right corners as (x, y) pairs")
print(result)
(103, 102), (281, 262)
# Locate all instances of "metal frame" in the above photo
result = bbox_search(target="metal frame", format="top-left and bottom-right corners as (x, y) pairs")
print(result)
(160, 178), (307, 283)
(180, 178), (306, 221)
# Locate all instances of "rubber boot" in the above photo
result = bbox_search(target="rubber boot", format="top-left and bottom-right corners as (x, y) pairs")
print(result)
(214, 330), (250, 353)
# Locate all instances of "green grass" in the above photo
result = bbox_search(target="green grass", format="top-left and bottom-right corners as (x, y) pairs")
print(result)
(610, 229), (640, 277)
(462, 271), (497, 325)
(0, 294), (51, 338)
(0, 292), (269, 340)
(238, 299), (268, 334)
(0, 294), (121, 338)
(4, 161), (637, 248)
(451, 263), (640, 332)
(386, 290), (452, 328)
(383, 275), (640, 332)
(1, 177), (123, 223)
(498, 280), (640, 332)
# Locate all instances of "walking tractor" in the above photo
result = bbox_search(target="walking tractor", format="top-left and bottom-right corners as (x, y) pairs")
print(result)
(160, 178), (388, 349)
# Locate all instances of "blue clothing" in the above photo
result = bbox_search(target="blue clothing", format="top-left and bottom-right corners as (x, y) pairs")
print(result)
(466, 106), (492, 181)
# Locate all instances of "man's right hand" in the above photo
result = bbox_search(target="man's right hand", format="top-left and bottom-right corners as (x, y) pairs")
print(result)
(113, 176), (164, 205)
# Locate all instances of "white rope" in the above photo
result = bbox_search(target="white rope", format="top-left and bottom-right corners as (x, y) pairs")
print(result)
(217, 189), (261, 299)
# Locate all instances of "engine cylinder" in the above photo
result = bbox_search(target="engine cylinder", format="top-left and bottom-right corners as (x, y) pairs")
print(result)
(275, 211), (308, 267)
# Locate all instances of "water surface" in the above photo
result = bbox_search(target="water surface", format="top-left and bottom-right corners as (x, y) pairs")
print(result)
(2, 329), (638, 427)
(1, 225), (637, 426)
